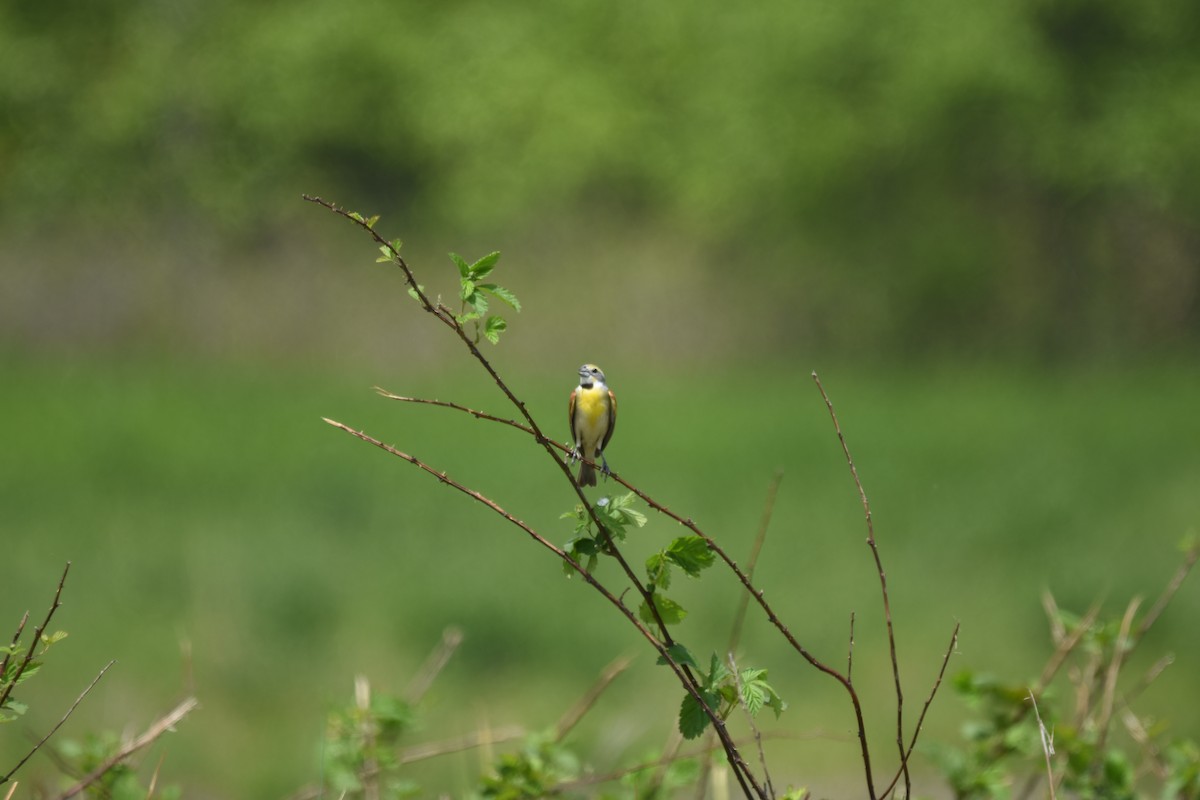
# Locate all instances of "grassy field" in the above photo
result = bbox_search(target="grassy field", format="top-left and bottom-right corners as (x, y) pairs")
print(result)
(2, 354), (1198, 797)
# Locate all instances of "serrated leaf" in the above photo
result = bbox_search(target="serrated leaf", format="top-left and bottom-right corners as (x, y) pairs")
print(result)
(656, 643), (700, 671)
(707, 653), (730, 687)
(483, 315), (507, 344)
(468, 251), (501, 280)
(679, 690), (720, 739)
(645, 552), (672, 589)
(460, 278), (476, 301)
(479, 283), (522, 312)
(449, 252), (471, 278)
(365, 214), (380, 228)
(741, 680), (766, 715)
(666, 536), (715, 577)
(638, 593), (687, 626)
(42, 631), (68, 646)
(348, 211), (365, 223)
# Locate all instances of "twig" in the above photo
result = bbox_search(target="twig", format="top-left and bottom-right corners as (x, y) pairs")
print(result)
(305, 196), (753, 793)
(0, 563), (71, 714)
(1033, 597), (1103, 697)
(320, 417), (764, 798)
(372, 385), (879, 798)
(878, 623), (959, 800)
(1092, 597), (1141, 758)
(554, 654), (634, 742)
(847, 612), (856, 682)
(814, 371), (902, 796)
(405, 627), (464, 704)
(1134, 540), (1199, 641)
(55, 696), (198, 799)
(1, 661), (115, 785)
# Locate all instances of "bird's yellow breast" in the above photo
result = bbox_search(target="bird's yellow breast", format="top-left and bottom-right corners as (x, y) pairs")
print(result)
(576, 386), (609, 426)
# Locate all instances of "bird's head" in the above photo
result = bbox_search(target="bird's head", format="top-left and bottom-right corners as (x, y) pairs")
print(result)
(578, 363), (606, 387)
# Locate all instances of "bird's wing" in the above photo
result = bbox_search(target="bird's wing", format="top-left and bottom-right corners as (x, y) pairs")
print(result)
(601, 389), (617, 451)
(568, 388), (578, 439)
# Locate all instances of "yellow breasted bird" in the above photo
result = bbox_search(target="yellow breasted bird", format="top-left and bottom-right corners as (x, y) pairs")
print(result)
(568, 364), (617, 486)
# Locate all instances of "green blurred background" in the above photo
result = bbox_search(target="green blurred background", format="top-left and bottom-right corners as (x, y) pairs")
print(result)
(2, 1), (1199, 796)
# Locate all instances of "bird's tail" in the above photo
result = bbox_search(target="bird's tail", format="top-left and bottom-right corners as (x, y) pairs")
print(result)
(578, 461), (597, 487)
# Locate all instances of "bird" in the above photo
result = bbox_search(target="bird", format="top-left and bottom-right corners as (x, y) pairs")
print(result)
(568, 363), (617, 486)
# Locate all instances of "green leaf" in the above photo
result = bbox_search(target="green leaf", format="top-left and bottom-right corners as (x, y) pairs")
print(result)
(348, 211), (365, 223)
(479, 283), (522, 312)
(638, 592), (687, 626)
(645, 552), (672, 589)
(706, 653), (730, 687)
(407, 284), (425, 302)
(41, 630), (68, 646)
(656, 643), (700, 671)
(679, 689), (721, 739)
(665, 536), (715, 577)
(460, 278), (477, 302)
(376, 244), (393, 263)
(468, 251), (501, 280)
(483, 315), (507, 344)
(449, 252), (471, 278)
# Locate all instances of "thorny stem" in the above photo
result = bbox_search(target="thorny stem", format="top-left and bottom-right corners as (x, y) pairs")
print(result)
(812, 371), (907, 797)
(308, 195), (762, 797)
(375, 385), (879, 797)
(321, 418), (764, 798)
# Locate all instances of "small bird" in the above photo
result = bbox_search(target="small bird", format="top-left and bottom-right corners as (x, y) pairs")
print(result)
(568, 363), (617, 486)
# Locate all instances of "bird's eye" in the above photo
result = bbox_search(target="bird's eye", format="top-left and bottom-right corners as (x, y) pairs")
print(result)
(590, 367), (599, 374)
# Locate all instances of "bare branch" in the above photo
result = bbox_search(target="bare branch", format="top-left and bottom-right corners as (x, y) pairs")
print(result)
(320, 417), (764, 798)
(879, 623), (959, 800)
(1134, 540), (1199, 641)
(55, 696), (198, 799)
(814, 371), (901, 796)
(0, 563), (71, 714)
(2, 661), (115, 785)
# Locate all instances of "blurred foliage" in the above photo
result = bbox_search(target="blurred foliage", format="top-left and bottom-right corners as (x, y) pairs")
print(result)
(2, 0), (1198, 356)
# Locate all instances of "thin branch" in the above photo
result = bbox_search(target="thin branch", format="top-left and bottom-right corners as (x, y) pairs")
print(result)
(1, 661), (115, 785)
(55, 696), (198, 799)
(847, 612), (857, 682)
(814, 371), (901, 796)
(321, 417), (764, 798)
(878, 623), (960, 800)
(1093, 597), (1141, 758)
(1134, 540), (1199, 642)
(0, 563), (71, 714)
(1034, 597), (1103, 697)
(305, 197), (748, 791)
(372, 384), (878, 798)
